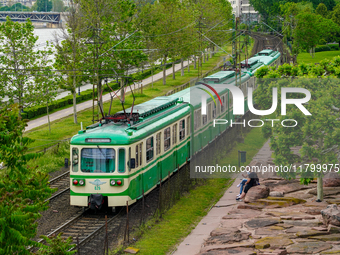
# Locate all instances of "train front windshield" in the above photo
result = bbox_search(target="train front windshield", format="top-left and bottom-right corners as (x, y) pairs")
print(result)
(81, 148), (115, 173)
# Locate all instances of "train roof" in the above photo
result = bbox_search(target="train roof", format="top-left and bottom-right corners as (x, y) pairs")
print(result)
(117, 97), (178, 118)
(257, 49), (274, 56)
(202, 71), (234, 83)
(241, 58), (258, 66)
(71, 103), (190, 145)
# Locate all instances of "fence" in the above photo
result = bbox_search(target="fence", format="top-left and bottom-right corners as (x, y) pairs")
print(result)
(27, 138), (71, 154)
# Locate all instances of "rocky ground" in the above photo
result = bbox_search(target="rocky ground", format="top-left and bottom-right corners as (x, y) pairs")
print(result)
(198, 178), (340, 255)
(196, 141), (340, 255)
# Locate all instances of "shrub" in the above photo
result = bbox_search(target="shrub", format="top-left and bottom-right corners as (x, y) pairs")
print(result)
(315, 45), (331, 52)
(314, 44), (339, 53)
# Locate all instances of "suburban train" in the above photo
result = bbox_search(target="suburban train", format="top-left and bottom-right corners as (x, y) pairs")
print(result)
(69, 49), (281, 210)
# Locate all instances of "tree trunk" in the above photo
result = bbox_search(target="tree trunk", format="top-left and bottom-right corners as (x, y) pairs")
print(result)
(121, 78), (125, 100)
(172, 61), (175, 80)
(181, 58), (184, 76)
(72, 90), (77, 124)
(98, 78), (103, 108)
(163, 55), (167, 85)
(194, 56), (196, 69)
(187, 57), (190, 73)
(151, 68), (154, 88)
(203, 52), (206, 63)
(47, 100), (51, 134)
(317, 175), (323, 201)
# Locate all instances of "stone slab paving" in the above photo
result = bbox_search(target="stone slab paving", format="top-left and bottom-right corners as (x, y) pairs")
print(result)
(174, 140), (340, 255)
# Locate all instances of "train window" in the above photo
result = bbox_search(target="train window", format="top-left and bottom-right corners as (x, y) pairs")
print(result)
(164, 127), (171, 151)
(213, 103), (216, 118)
(72, 148), (79, 172)
(135, 144), (139, 168)
(128, 147), (131, 171)
(118, 148), (125, 173)
(202, 113), (207, 125)
(156, 132), (161, 155)
(208, 104), (212, 121)
(221, 96), (225, 112)
(173, 124), (177, 145)
(146, 137), (154, 162)
(180, 120), (185, 140)
(81, 148), (115, 173)
(194, 112), (198, 130)
(194, 110), (201, 130)
(187, 116), (190, 135)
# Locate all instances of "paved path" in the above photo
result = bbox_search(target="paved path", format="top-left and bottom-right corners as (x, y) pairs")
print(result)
(25, 60), (192, 132)
(174, 140), (274, 255)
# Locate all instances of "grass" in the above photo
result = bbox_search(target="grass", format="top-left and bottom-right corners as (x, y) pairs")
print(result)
(297, 50), (340, 64)
(118, 127), (267, 255)
(26, 142), (70, 174)
(25, 42), (253, 152)
(218, 128), (268, 169)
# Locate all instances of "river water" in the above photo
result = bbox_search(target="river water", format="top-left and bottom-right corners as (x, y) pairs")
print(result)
(34, 28), (63, 48)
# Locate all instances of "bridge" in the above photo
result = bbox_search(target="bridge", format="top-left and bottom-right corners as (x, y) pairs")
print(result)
(0, 12), (61, 24)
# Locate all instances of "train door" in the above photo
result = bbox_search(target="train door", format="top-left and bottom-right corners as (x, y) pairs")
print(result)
(187, 141), (190, 160)
(134, 143), (143, 198)
(173, 150), (177, 171)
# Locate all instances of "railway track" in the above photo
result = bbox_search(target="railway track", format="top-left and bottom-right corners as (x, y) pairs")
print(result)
(47, 170), (70, 201)
(38, 208), (125, 254)
(244, 31), (290, 63)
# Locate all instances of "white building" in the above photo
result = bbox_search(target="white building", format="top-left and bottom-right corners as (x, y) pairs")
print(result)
(228, 0), (259, 23)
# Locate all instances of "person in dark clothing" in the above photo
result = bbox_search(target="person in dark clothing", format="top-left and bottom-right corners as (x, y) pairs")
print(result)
(236, 172), (259, 201)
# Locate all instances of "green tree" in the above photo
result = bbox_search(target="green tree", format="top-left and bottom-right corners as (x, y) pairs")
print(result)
(52, 0), (65, 12)
(316, 3), (328, 17)
(141, 0), (197, 84)
(294, 13), (338, 57)
(310, 0), (336, 10)
(32, 47), (58, 133)
(193, 0), (232, 74)
(36, 233), (76, 255)
(0, 105), (53, 253)
(0, 17), (52, 114)
(78, 0), (146, 110)
(54, 0), (85, 124)
(254, 59), (340, 201)
(331, 4), (340, 46)
(36, 0), (52, 12)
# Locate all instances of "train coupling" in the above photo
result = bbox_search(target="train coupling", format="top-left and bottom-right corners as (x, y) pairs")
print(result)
(89, 194), (104, 210)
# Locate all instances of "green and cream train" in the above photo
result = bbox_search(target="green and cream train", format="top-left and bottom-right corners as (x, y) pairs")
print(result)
(69, 49), (281, 209)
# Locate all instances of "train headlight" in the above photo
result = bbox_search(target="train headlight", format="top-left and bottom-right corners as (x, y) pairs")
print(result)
(79, 180), (85, 186)
(117, 180), (122, 186)
(110, 180), (116, 186)
(73, 179), (78, 185)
